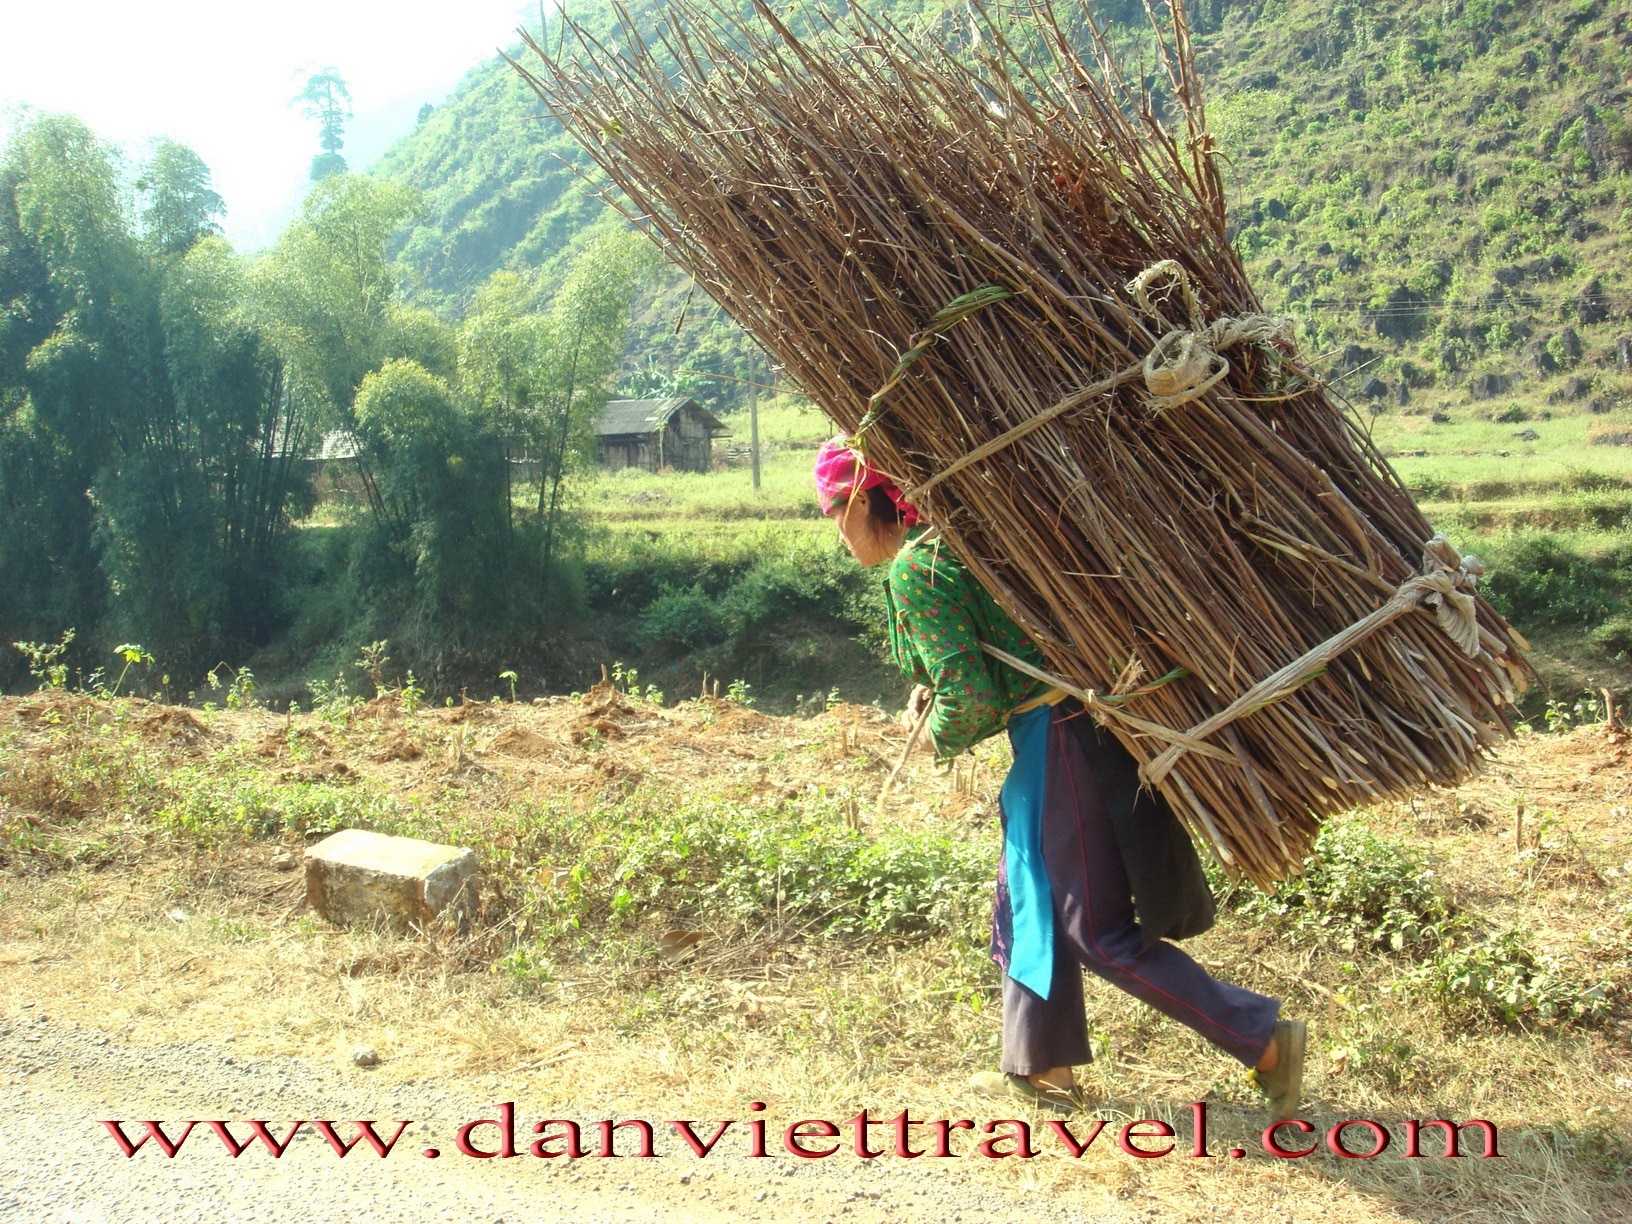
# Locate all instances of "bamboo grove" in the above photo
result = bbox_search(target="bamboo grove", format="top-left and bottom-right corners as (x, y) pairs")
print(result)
(0, 115), (644, 691)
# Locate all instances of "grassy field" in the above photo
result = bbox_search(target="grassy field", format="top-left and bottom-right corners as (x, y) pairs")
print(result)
(569, 391), (1632, 709)
(2, 689), (1628, 1221)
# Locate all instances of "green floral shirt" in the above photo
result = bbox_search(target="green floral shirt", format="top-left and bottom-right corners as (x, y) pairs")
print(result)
(885, 533), (1050, 759)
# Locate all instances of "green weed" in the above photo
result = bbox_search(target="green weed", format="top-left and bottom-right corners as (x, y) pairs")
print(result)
(1400, 929), (1613, 1027)
(154, 765), (405, 844)
(1221, 816), (1451, 952)
(12, 630), (75, 691)
(519, 788), (994, 949)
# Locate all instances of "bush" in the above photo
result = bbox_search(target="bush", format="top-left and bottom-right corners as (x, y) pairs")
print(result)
(532, 788), (995, 945)
(637, 584), (725, 651)
(1224, 817), (1451, 952)
(625, 536), (885, 669)
(1474, 530), (1632, 632)
(155, 764), (403, 843)
(1589, 615), (1632, 657)
(1401, 929), (1612, 1027)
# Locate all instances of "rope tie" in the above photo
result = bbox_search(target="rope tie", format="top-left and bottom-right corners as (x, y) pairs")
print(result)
(899, 261), (1293, 502)
(1139, 533), (1488, 788)
(980, 531), (1494, 796)
(1126, 260), (1294, 413)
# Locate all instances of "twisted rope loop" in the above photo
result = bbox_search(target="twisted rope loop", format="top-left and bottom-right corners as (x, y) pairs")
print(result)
(1419, 533), (1484, 658)
(1125, 261), (1295, 412)
(901, 261), (1297, 502)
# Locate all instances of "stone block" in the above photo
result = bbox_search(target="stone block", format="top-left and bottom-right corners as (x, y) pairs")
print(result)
(305, 829), (476, 932)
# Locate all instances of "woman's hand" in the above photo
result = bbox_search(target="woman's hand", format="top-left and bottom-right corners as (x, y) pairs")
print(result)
(900, 684), (932, 732)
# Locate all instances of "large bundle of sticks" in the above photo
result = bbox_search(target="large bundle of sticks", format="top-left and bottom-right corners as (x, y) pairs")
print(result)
(516, 0), (1534, 883)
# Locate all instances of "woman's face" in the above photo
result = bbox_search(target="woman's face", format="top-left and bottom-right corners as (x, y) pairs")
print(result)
(828, 493), (907, 567)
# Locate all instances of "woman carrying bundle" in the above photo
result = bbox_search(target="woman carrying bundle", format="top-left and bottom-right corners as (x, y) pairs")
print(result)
(814, 438), (1306, 1118)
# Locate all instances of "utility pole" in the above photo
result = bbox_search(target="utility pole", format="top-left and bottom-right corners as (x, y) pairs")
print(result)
(750, 394), (761, 491)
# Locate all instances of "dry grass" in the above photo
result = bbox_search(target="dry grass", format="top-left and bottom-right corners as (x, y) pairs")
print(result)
(1, 693), (1629, 1221)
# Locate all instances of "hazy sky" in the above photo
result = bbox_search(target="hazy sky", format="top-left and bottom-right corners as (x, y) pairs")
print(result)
(0, 0), (547, 251)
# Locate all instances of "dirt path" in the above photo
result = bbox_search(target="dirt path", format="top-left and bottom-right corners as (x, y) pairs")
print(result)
(1, 1004), (1098, 1224)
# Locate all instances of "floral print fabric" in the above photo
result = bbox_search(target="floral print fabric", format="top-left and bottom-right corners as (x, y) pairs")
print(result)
(884, 533), (1050, 759)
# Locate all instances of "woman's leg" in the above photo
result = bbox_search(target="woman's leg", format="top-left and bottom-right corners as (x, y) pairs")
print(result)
(1042, 713), (1280, 1067)
(998, 932), (1090, 1077)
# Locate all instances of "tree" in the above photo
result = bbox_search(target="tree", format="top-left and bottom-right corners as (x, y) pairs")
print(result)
(0, 114), (315, 684)
(250, 174), (421, 425)
(0, 115), (147, 670)
(297, 69), (352, 181)
(134, 236), (311, 656)
(459, 270), (550, 526)
(531, 228), (649, 564)
(136, 139), (224, 255)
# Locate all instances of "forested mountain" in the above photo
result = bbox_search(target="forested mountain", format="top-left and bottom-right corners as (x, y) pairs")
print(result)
(373, 0), (1180, 412)
(375, 0), (1631, 415)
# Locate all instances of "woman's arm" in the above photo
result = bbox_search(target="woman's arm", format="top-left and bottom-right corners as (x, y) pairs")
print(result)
(887, 548), (1007, 758)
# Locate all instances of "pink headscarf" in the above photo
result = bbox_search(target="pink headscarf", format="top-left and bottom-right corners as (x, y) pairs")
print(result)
(813, 437), (922, 527)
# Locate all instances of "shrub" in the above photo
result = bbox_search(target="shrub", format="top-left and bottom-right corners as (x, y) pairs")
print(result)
(1400, 929), (1612, 1027)
(1589, 615), (1632, 657)
(1474, 530), (1632, 632)
(531, 788), (995, 946)
(1223, 817), (1450, 952)
(155, 765), (402, 842)
(637, 584), (724, 651)
(626, 538), (885, 668)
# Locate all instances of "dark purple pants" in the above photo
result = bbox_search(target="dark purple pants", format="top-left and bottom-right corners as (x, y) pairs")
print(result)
(998, 709), (1280, 1075)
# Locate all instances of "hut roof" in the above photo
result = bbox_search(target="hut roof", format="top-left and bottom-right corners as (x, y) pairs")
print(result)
(595, 397), (729, 438)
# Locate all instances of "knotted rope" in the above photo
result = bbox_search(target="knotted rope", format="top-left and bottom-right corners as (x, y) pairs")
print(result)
(1138, 533), (1487, 788)
(1127, 261), (1295, 413)
(901, 261), (1292, 503)
(978, 534), (1492, 805)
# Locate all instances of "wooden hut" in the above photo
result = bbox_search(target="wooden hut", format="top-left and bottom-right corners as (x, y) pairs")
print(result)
(594, 397), (728, 473)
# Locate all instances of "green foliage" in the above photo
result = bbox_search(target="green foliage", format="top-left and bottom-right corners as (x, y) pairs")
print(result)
(1, 117), (135, 664)
(203, 664), (256, 711)
(351, 356), (496, 598)
(0, 116), (314, 685)
(1589, 614), (1632, 658)
(309, 672), (360, 723)
(12, 630), (75, 690)
(108, 644), (154, 697)
(1401, 929), (1613, 1027)
(155, 764), (399, 843)
(250, 174), (422, 419)
(329, 226), (646, 669)
(1202, 0), (1631, 399)
(135, 139), (224, 255)
(619, 529), (887, 678)
(297, 70), (353, 180)
(638, 585), (724, 651)
(372, 41), (603, 309)
(1221, 813), (1613, 1029)
(1475, 530), (1632, 632)
(1222, 816), (1451, 952)
(526, 788), (994, 945)
(531, 228), (651, 561)
(355, 639), (390, 695)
